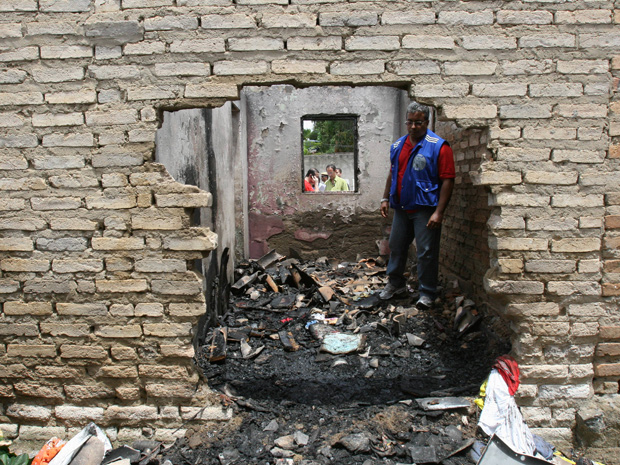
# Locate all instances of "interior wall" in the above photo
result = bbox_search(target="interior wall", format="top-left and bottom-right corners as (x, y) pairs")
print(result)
(155, 104), (237, 280)
(242, 85), (407, 260)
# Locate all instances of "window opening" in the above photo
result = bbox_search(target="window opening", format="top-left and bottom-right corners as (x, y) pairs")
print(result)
(301, 115), (358, 193)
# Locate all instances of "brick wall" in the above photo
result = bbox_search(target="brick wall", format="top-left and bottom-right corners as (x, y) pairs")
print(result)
(0, 0), (618, 457)
(439, 122), (491, 301)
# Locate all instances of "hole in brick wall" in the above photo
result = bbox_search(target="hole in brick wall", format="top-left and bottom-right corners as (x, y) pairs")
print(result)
(152, 85), (507, 411)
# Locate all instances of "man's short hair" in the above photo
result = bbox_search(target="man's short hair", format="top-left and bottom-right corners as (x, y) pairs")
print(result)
(406, 102), (430, 121)
(326, 164), (336, 171)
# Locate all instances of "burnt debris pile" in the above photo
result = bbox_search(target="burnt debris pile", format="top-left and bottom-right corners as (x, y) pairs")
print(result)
(195, 250), (508, 405)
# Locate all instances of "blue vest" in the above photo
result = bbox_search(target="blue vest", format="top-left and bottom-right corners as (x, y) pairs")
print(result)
(389, 130), (446, 210)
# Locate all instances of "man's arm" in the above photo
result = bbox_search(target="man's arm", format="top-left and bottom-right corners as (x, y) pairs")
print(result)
(380, 170), (391, 218)
(427, 178), (454, 229)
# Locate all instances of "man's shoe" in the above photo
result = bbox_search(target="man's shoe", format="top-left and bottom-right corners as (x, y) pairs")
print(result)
(379, 283), (407, 300)
(416, 295), (433, 310)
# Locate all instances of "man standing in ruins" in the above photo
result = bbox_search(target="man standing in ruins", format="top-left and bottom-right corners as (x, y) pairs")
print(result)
(379, 102), (455, 309)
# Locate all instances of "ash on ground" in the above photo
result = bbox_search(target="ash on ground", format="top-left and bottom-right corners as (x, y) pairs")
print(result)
(164, 254), (510, 465)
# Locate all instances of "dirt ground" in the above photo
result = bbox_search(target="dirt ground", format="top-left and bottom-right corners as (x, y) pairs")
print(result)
(163, 256), (511, 465)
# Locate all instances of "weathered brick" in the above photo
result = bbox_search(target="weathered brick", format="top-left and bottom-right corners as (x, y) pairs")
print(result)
(0, 238), (33, 251)
(169, 39), (226, 54)
(529, 83), (582, 97)
(472, 83), (527, 97)
(134, 303), (165, 317)
(571, 322), (599, 337)
(319, 12), (374, 27)
(32, 67), (84, 83)
(143, 323), (193, 337)
(381, 10), (436, 25)
(6, 404), (52, 422)
(65, 384), (114, 400)
(86, 109), (138, 126)
(552, 195), (604, 208)
(603, 283), (620, 296)
(145, 383), (195, 399)
(492, 237), (548, 251)
(1, 258), (50, 272)
(580, 33), (620, 49)
(180, 406), (232, 421)
(272, 60), (327, 74)
(3, 301), (52, 316)
(154, 62), (210, 77)
(0, 114), (24, 127)
(135, 259), (186, 273)
(111, 347), (137, 360)
(596, 343), (620, 357)
(55, 406), (104, 424)
(45, 89), (97, 104)
(0, 155), (28, 169)
(525, 260), (575, 273)
(160, 344), (194, 358)
(505, 302), (560, 317)
(0, 134), (39, 148)
(495, 147), (550, 162)
(0, 324), (38, 337)
(95, 325), (143, 338)
(96, 279), (148, 293)
(40, 323), (90, 337)
(213, 60), (269, 75)
(124, 42), (165, 55)
(84, 19), (143, 44)
(89, 65), (141, 80)
(94, 365), (138, 378)
(547, 281), (601, 296)
(151, 279), (202, 295)
(578, 259), (600, 273)
(7, 344), (56, 357)
(0, 92), (43, 106)
(500, 105), (552, 119)
(330, 61), (384, 75)
(91, 237), (144, 250)
(491, 193), (549, 207)
(61, 345), (108, 359)
(0, 47), (39, 62)
(50, 217), (98, 231)
(556, 10), (612, 24)
(556, 104), (608, 119)
(37, 238), (88, 252)
(551, 238), (601, 253)
(229, 37), (283, 51)
(52, 259), (104, 273)
(145, 15), (199, 31)
(557, 60), (608, 74)
(502, 59), (552, 75)
(391, 60), (440, 75)
(524, 171), (577, 185)
(532, 322), (571, 336)
(552, 149), (605, 164)
(35, 366), (83, 379)
(471, 171), (521, 185)
(519, 34), (575, 48)
(168, 303), (205, 317)
(201, 14), (256, 29)
(594, 364), (620, 377)
(438, 11), (493, 25)
(527, 217), (578, 231)
(462, 35), (516, 50)
(0, 217), (47, 231)
(484, 278), (544, 295)
(105, 406), (158, 424)
(42, 133), (94, 147)
(498, 10), (552, 24)
(287, 36), (341, 51)
(56, 302), (108, 316)
(24, 278), (77, 294)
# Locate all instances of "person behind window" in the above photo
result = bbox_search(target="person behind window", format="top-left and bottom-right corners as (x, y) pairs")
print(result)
(318, 172), (328, 192)
(325, 164), (348, 191)
(304, 169), (318, 192)
(335, 167), (350, 191)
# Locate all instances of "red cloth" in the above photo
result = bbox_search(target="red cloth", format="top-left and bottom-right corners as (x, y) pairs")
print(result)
(395, 136), (455, 212)
(304, 179), (315, 192)
(493, 355), (520, 396)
